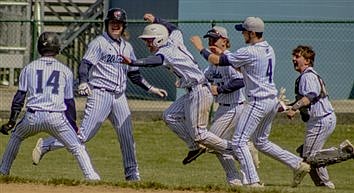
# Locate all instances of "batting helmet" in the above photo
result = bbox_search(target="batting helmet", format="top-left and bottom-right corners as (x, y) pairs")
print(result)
(104, 8), (127, 31)
(37, 32), (60, 56)
(138, 24), (169, 48)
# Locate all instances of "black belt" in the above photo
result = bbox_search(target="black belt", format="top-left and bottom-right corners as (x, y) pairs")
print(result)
(27, 108), (54, 113)
(219, 102), (244, 106)
(186, 83), (208, 92)
(93, 86), (115, 93)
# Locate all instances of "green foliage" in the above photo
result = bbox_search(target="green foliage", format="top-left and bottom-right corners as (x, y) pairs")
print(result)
(0, 118), (353, 193)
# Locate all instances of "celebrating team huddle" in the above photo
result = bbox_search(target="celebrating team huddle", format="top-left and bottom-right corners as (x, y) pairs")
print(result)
(1, 7), (353, 189)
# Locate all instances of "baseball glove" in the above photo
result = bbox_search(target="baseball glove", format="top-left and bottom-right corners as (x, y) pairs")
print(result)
(0, 121), (15, 135)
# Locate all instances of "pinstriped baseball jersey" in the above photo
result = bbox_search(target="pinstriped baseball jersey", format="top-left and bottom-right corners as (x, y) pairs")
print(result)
(39, 32), (141, 181)
(204, 51), (246, 104)
(297, 67), (334, 118)
(0, 56), (100, 180)
(19, 57), (73, 111)
(226, 41), (278, 99)
(296, 67), (336, 187)
(84, 32), (139, 93)
(227, 41), (304, 185)
(157, 30), (207, 88)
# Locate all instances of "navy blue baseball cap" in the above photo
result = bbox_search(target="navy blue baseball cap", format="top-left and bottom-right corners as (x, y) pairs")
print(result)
(203, 26), (228, 39)
(235, 17), (264, 32)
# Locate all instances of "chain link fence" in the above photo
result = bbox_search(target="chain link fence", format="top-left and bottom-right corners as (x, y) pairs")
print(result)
(1, 19), (354, 114)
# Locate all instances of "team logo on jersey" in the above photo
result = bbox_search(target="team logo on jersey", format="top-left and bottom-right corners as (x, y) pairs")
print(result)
(102, 54), (124, 63)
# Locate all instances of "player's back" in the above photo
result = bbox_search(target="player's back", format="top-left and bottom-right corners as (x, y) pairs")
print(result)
(20, 57), (73, 112)
(238, 41), (278, 99)
(158, 32), (206, 88)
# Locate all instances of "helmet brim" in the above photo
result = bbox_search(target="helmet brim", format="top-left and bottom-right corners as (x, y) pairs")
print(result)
(138, 35), (157, 39)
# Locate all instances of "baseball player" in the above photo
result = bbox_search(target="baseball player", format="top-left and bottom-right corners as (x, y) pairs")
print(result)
(201, 26), (261, 185)
(120, 14), (243, 176)
(31, 8), (166, 181)
(197, 26), (261, 167)
(0, 32), (100, 180)
(286, 45), (337, 189)
(190, 16), (311, 187)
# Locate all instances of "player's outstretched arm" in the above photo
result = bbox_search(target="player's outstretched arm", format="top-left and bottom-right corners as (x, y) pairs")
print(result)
(121, 54), (164, 67)
(148, 86), (168, 98)
(190, 36), (222, 65)
(144, 13), (177, 34)
(127, 70), (167, 98)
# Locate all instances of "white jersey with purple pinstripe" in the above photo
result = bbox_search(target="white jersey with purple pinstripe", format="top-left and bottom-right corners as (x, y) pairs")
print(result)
(297, 67), (336, 186)
(21, 57), (73, 111)
(203, 50), (247, 184)
(39, 33), (141, 181)
(0, 57), (100, 180)
(226, 41), (303, 184)
(204, 50), (245, 105)
(297, 67), (334, 117)
(226, 41), (278, 99)
(156, 30), (207, 88)
(84, 32), (139, 92)
(161, 29), (239, 156)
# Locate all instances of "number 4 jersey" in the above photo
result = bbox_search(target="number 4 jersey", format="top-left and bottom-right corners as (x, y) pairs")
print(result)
(18, 57), (74, 111)
(225, 41), (278, 99)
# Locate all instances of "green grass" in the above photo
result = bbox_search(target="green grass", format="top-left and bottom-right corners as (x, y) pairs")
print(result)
(0, 115), (353, 193)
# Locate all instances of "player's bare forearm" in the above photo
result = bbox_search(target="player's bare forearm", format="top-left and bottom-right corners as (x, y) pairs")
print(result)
(190, 35), (204, 51)
(291, 96), (311, 111)
(286, 96), (310, 119)
(190, 36), (220, 65)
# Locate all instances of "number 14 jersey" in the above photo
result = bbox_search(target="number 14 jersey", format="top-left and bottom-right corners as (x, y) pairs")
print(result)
(18, 57), (74, 112)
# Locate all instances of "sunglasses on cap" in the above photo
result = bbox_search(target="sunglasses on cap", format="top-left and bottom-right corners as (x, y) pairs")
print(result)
(203, 29), (223, 39)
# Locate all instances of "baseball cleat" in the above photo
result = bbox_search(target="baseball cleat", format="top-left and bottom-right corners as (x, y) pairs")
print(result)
(32, 138), (44, 165)
(246, 182), (264, 188)
(182, 148), (206, 165)
(228, 179), (243, 187)
(292, 162), (310, 187)
(322, 181), (335, 189)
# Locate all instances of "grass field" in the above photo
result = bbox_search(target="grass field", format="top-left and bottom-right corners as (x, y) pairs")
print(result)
(0, 114), (353, 193)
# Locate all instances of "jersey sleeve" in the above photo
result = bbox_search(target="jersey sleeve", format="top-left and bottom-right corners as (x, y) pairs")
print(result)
(227, 48), (252, 68)
(203, 65), (214, 82)
(17, 66), (28, 92)
(82, 39), (101, 65)
(126, 42), (139, 72)
(169, 30), (184, 45)
(64, 70), (74, 99)
(230, 67), (243, 79)
(299, 73), (321, 97)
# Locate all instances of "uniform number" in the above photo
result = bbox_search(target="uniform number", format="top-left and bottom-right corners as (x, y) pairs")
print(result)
(266, 58), (273, 83)
(36, 70), (60, 94)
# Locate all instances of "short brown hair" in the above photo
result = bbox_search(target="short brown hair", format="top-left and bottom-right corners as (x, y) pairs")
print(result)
(292, 45), (316, 66)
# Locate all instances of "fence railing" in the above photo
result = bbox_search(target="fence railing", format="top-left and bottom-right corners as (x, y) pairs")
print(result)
(0, 19), (353, 111)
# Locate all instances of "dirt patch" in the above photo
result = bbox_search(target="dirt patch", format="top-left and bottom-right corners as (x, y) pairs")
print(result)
(0, 183), (204, 193)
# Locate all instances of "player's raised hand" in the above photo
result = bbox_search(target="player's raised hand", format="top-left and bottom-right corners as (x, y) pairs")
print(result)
(190, 35), (204, 51)
(143, 13), (155, 23)
(148, 86), (168, 98)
